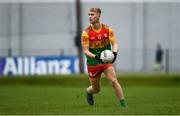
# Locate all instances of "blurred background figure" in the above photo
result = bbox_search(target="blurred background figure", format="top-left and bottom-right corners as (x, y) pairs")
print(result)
(153, 44), (164, 71)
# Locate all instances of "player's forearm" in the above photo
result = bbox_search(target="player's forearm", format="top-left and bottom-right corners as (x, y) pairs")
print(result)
(112, 41), (118, 53)
(83, 50), (96, 59)
(82, 44), (96, 59)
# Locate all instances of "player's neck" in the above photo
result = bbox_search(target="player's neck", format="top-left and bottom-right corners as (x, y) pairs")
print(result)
(92, 22), (101, 30)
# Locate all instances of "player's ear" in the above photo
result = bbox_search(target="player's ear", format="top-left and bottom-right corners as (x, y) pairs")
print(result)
(98, 13), (101, 17)
(96, 14), (100, 19)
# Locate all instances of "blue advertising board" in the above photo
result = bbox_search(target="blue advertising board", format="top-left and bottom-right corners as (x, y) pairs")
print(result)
(0, 55), (78, 76)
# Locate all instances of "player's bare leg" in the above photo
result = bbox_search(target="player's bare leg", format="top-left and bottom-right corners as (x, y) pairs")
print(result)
(104, 66), (126, 107)
(86, 76), (101, 105)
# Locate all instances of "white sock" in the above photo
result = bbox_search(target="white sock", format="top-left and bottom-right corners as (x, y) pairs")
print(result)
(86, 86), (93, 94)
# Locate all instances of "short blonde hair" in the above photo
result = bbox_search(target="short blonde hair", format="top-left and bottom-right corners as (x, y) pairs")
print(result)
(88, 7), (101, 15)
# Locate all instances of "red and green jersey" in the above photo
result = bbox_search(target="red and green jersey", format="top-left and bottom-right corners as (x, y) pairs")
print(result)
(81, 23), (116, 66)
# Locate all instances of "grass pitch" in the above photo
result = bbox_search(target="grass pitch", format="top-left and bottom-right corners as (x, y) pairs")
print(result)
(0, 74), (180, 115)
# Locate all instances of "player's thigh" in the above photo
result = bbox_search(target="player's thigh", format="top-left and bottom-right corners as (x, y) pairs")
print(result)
(89, 76), (101, 90)
(103, 66), (116, 81)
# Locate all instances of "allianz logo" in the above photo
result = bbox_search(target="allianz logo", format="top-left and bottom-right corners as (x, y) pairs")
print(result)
(2, 57), (74, 75)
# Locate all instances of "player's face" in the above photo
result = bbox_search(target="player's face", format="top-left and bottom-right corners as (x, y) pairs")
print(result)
(88, 11), (100, 24)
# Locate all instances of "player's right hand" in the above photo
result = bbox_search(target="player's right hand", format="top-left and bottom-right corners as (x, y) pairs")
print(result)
(95, 54), (103, 63)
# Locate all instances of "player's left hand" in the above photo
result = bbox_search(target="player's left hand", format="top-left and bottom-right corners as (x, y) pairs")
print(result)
(112, 52), (117, 63)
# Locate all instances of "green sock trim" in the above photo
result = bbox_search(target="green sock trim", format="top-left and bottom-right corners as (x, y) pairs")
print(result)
(120, 99), (126, 107)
